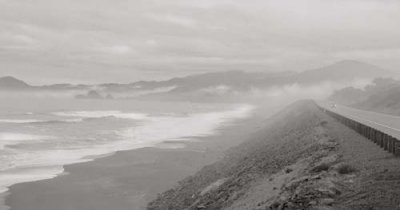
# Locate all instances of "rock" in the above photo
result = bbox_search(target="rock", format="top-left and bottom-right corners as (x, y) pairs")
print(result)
(75, 90), (103, 99)
(312, 175), (322, 180)
(320, 198), (334, 206)
(285, 168), (293, 173)
(317, 187), (337, 196)
(196, 205), (206, 209)
(269, 201), (281, 209)
(309, 200), (317, 205)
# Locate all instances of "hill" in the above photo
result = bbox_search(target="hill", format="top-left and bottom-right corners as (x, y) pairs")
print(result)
(329, 78), (400, 114)
(0, 76), (31, 89)
(354, 85), (400, 115)
(147, 100), (400, 209)
(137, 60), (388, 94)
(294, 60), (389, 84)
(136, 60), (389, 101)
(0, 60), (389, 100)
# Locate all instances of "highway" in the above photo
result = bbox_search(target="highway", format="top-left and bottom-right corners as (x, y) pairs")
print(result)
(318, 102), (400, 141)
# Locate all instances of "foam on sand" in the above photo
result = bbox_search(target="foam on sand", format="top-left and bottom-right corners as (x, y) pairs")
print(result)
(0, 167), (63, 194)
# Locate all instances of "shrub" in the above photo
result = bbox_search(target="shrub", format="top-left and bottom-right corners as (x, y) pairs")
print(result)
(320, 120), (328, 126)
(310, 163), (330, 173)
(337, 164), (357, 174)
(285, 168), (293, 173)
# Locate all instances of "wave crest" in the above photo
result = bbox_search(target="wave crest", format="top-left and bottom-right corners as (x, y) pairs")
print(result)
(53, 110), (147, 120)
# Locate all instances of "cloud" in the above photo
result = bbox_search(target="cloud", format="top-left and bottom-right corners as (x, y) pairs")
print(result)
(0, 33), (35, 50)
(0, 0), (399, 83)
(244, 78), (374, 104)
(101, 45), (133, 55)
(146, 14), (197, 28)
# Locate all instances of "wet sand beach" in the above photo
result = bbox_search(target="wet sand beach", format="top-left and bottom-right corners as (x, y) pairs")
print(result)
(4, 104), (276, 210)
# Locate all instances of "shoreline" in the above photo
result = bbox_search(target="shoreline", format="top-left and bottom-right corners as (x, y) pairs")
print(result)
(3, 104), (276, 210)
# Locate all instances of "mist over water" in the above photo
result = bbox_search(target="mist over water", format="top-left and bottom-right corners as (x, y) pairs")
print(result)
(0, 98), (254, 194)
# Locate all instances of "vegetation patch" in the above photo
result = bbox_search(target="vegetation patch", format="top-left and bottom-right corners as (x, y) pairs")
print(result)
(337, 164), (357, 175)
(285, 168), (293, 174)
(310, 163), (331, 173)
(319, 120), (328, 126)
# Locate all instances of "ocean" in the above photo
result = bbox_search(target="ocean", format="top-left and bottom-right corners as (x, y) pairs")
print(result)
(0, 97), (254, 194)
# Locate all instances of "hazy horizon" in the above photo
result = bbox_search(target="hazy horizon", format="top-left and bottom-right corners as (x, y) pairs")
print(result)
(1, 0), (399, 84)
(0, 59), (391, 86)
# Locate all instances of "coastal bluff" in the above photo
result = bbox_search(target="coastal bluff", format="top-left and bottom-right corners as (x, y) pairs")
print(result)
(148, 100), (400, 210)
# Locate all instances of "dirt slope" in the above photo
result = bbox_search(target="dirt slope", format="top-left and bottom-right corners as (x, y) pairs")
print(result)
(148, 100), (400, 210)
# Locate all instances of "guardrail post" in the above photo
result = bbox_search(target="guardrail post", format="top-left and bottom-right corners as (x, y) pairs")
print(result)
(383, 134), (388, 151)
(392, 137), (397, 154)
(378, 131), (382, 147)
(368, 126), (372, 140)
(376, 130), (381, 146)
(361, 124), (365, 137)
(364, 125), (367, 138)
(378, 132), (382, 147)
(367, 127), (371, 140)
(360, 124), (363, 136)
(388, 136), (393, 153)
(376, 130), (380, 145)
(361, 124), (364, 136)
(394, 140), (400, 156)
(372, 129), (377, 144)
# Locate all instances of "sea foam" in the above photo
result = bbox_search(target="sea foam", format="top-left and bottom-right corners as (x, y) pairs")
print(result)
(0, 104), (254, 196)
(0, 133), (53, 149)
(0, 119), (83, 124)
(117, 104), (254, 147)
(53, 110), (147, 120)
(0, 119), (43, 124)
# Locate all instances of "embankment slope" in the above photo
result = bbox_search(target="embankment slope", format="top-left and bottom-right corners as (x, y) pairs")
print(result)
(148, 100), (400, 210)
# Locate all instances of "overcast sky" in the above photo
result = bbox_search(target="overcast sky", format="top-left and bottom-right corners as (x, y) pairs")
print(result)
(0, 0), (399, 84)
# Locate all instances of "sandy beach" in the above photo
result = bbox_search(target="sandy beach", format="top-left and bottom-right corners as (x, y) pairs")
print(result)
(3, 104), (276, 210)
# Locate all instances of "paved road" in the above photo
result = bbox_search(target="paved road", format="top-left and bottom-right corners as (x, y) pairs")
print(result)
(318, 102), (400, 139)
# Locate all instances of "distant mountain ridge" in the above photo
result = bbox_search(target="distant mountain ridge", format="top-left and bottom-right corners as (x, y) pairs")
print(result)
(294, 60), (387, 83)
(328, 77), (400, 115)
(0, 60), (391, 99)
(0, 76), (31, 89)
(329, 78), (399, 105)
(124, 60), (390, 93)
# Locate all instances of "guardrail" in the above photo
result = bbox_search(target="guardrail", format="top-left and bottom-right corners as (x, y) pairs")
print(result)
(319, 106), (400, 156)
